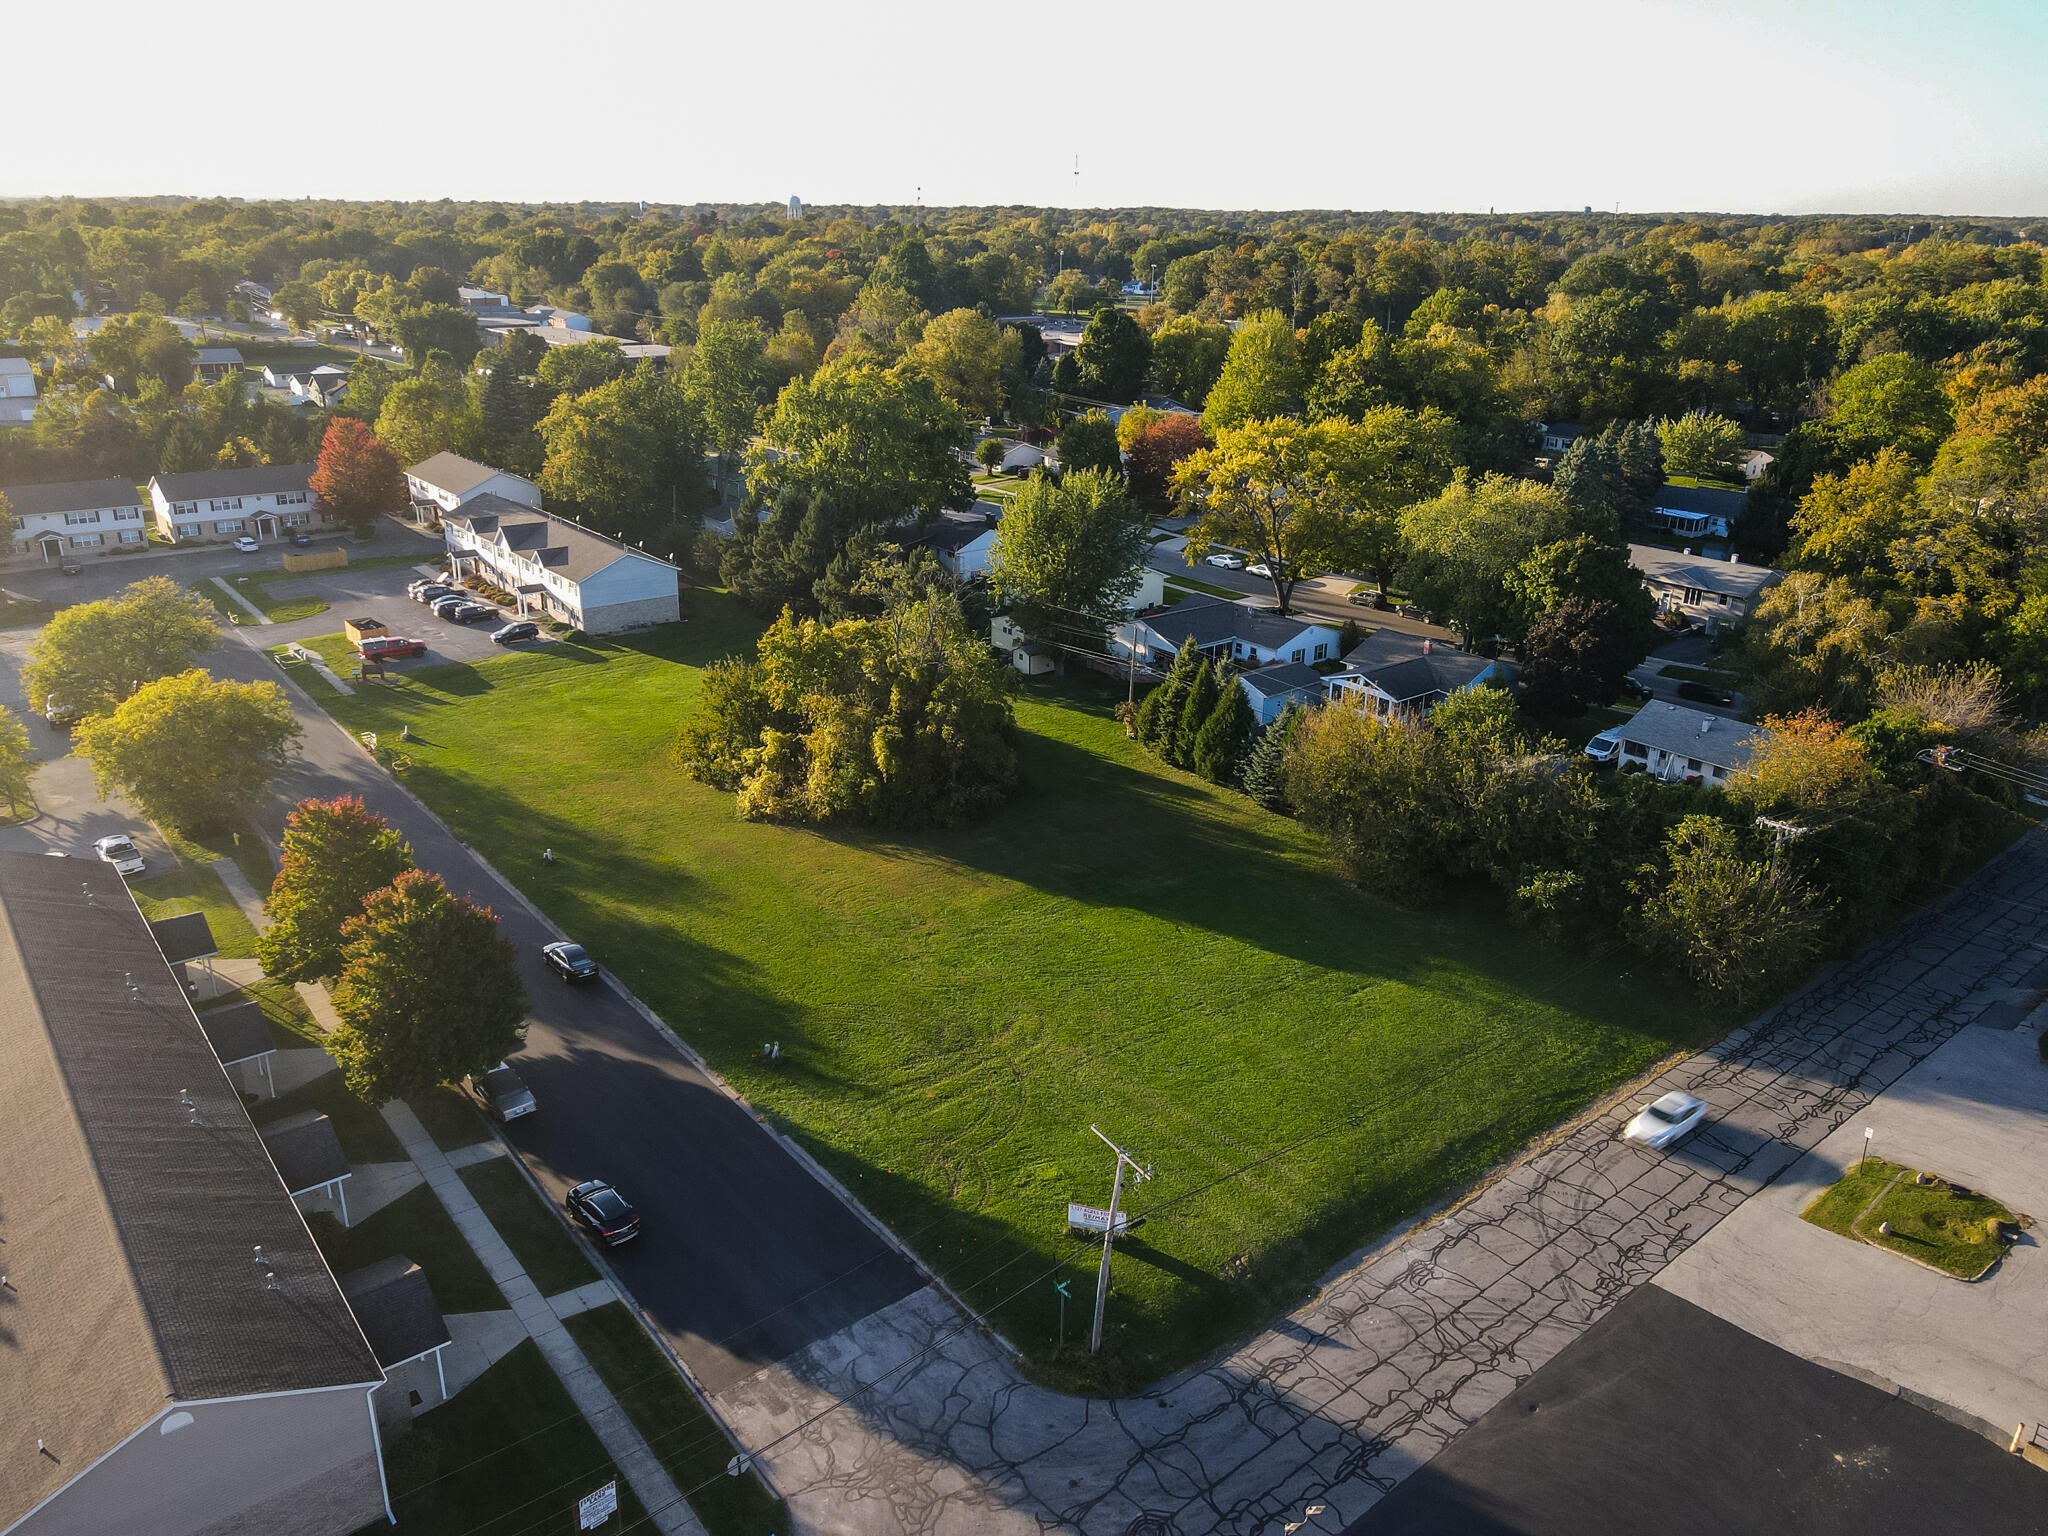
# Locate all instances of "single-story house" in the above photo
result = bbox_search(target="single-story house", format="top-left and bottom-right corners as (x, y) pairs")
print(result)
(1738, 448), (1775, 482)
(1113, 593), (1342, 671)
(261, 362), (318, 390)
(194, 346), (244, 380)
(0, 354), (39, 426)
(405, 450), (542, 518)
(457, 285), (511, 309)
(1629, 543), (1781, 632)
(1538, 421), (1582, 454)
(1645, 481), (1747, 540)
(1609, 700), (1771, 786)
(999, 440), (1046, 473)
(1326, 629), (1509, 716)
(0, 851), (392, 1536)
(306, 368), (350, 408)
(4, 476), (150, 557)
(443, 495), (680, 634)
(912, 510), (999, 579)
(150, 464), (321, 542)
(1238, 661), (1327, 725)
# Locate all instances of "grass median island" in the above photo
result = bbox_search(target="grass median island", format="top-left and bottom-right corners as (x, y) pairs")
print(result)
(382, 1338), (647, 1536)
(289, 588), (1727, 1389)
(458, 1154), (599, 1296)
(1804, 1157), (2024, 1279)
(563, 1301), (788, 1536)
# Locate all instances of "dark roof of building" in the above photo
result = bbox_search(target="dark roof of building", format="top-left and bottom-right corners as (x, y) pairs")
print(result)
(258, 1111), (351, 1196)
(1337, 628), (1497, 702)
(407, 450), (512, 496)
(151, 463), (315, 501)
(0, 477), (145, 517)
(0, 853), (380, 1471)
(148, 911), (218, 964)
(912, 514), (995, 555)
(195, 347), (245, 365)
(340, 1257), (450, 1369)
(1238, 661), (1327, 698)
(1139, 594), (1332, 653)
(1650, 482), (1748, 517)
(447, 494), (675, 583)
(198, 998), (275, 1065)
(1540, 420), (1583, 438)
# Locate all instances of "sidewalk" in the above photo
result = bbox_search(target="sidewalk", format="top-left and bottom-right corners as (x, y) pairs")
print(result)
(381, 1101), (710, 1536)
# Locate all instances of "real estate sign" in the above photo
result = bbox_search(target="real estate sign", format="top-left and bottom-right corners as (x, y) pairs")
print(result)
(578, 1480), (619, 1530)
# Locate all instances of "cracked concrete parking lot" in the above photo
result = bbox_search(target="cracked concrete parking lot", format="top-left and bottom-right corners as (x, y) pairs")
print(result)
(711, 833), (2048, 1536)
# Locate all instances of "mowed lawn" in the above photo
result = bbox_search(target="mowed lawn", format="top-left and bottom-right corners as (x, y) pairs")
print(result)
(300, 592), (1725, 1387)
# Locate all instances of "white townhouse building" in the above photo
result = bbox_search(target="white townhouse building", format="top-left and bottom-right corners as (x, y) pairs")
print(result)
(442, 495), (679, 634)
(4, 476), (150, 558)
(149, 464), (320, 542)
(404, 451), (542, 519)
(0, 355), (39, 426)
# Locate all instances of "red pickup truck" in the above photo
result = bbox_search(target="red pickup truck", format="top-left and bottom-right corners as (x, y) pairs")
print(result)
(356, 636), (427, 661)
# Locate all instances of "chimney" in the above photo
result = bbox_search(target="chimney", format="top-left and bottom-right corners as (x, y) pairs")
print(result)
(1729, 551), (1739, 563)
(1700, 718), (1711, 734)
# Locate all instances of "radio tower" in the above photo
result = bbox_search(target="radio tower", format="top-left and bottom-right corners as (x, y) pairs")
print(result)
(1072, 153), (1080, 208)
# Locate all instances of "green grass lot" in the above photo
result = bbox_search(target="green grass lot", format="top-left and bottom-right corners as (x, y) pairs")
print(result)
(133, 862), (258, 958)
(196, 572), (329, 624)
(202, 976), (324, 1050)
(410, 1083), (496, 1151)
(290, 591), (1729, 1390)
(309, 1183), (506, 1314)
(1803, 1158), (2020, 1279)
(563, 1302), (787, 1536)
(1664, 473), (1747, 493)
(252, 1068), (407, 1164)
(458, 1155), (599, 1297)
(381, 1339), (647, 1536)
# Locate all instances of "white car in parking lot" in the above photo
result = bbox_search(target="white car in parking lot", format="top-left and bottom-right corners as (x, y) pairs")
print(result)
(1623, 1091), (1707, 1149)
(233, 535), (260, 553)
(94, 834), (146, 876)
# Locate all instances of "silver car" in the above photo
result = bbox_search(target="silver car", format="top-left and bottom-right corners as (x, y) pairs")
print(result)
(1624, 1091), (1707, 1149)
(466, 1062), (537, 1122)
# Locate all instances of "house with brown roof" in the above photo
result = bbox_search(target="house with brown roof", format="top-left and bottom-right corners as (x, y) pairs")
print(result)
(0, 851), (391, 1536)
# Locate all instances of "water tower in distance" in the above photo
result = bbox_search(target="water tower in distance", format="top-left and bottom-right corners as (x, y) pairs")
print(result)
(788, 195), (802, 220)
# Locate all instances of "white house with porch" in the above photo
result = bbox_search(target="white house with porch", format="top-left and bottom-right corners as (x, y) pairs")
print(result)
(1629, 543), (1781, 632)
(1608, 700), (1772, 787)
(4, 476), (149, 558)
(1326, 629), (1510, 717)
(442, 496), (679, 634)
(149, 464), (320, 543)
(1113, 594), (1342, 671)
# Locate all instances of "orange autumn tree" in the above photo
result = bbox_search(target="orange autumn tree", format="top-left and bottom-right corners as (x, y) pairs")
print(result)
(310, 416), (404, 535)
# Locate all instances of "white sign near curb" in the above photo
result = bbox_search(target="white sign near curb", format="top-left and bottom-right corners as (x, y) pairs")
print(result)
(577, 1480), (618, 1529)
(1067, 1202), (1131, 1236)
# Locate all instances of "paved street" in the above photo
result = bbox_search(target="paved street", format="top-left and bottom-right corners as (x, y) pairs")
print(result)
(711, 832), (2048, 1535)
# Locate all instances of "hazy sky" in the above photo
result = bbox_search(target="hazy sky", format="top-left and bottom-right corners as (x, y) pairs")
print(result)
(14, 0), (2044, 215)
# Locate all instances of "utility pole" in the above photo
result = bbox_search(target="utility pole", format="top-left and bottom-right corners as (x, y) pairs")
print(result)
(1088, 1123), (1151, 1354)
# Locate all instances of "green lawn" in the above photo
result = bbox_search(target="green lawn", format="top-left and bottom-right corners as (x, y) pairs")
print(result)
(308, 1183), (506, 1314)
(227, 572), (329, 623)
(202, 976), (325, 1050)
(458, 1155), (599, 1296)
(1804, 1158), (2020, 1279)
(381, 1339), (647, 1536)
(289, 589), (1727, 1390)
(410, 1083), (496, 1151)
(563, 1302), (787, 1536)
(132, 862), (259, 958)
(251, 1068), (407, 1164)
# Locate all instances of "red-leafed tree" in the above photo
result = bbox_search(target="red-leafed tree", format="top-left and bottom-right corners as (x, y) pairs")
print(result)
(1123, 414), (1210, 500)
(310, 416), (405, 535)
(256, 796), (416, 981)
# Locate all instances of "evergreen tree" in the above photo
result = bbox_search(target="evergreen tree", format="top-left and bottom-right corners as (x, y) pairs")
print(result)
(1551, 434), (1623, 532)
(1615, 419), (1665, 515)
(1172, 658), (1221, 767)
(1240, 702), (1305, 811)
(1136, 638), (1200, 749)
(1193, 675), (1256, 783)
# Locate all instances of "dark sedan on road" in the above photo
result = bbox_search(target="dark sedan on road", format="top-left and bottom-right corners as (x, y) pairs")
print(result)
(566, 1180), (640, 1246)
(542, 940), (600, 982)
(492, 621), (540, 645)
(446, 602), (498, 624)
(1676, 680), (1735, 707)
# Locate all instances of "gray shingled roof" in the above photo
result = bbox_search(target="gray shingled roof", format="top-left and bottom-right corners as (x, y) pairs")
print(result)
(407, 451), (511, 497)
(198, 999), (275, 1066)
(340, 1257), (450, 1369)
(1238, 661), (1326, 698)
(448, 494), (676, 584)
(1628, 543), (1780, 601)
(912, 514), (995, 555)
(0, 853), (380, 1415)
(196, 347), (245, 365)
(1649, 482), (1747, 518)
(1617, 701), (1770, 769)
(1337, 629), (1496, 703)
(258, 1111), (351, 1197)
(148, 911), (218, 964)
(0, 477), (144, 518)
(1140, 594), (1327, 652)
(151, 463), (315, 501)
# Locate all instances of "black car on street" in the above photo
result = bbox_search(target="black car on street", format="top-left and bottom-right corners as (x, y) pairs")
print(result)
(566, 1180), (640, 1246)
(543, 941), (600, 982)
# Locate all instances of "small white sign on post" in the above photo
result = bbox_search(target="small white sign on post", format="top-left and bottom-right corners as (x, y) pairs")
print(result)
(1067, 1202), (1131, 1237)
(577, 1480), (619, 1530)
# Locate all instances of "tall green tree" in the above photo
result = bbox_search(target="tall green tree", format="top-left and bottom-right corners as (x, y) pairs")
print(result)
(1633, 817), (1825, 1002)
(1192, 676), (1256, 783)
(1058, 410), (1122, 477)
(1171, 659), (1222, 768)
(987, 468), (1147, 642)
(1398, 474), (1582, 644)
(1067, 307), (1152, 404)
(328, 870), (530, 1103)
(905, 309), (1019, 419)
(747, 362), (971, 526)
(539, 366), (711, 544)
(257, 796), (416, 981)
(0, 703), (31, 817)
(683, 318), (767, 488)
(1173, 416), (1361, 611)
(1148, 316), (1233, 407)
(22, 575), (218, 719)
(1656, 411), (1745, 481)
(1135, 638), (1201, 748)
(74, 671), (300, 833)
(1202, 310), (1304, 433)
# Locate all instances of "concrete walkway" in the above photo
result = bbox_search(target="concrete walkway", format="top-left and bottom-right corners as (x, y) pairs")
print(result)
(211, 856), (268, 928)
(380, 1100), (709, 1536)
(212, 575), (271, 623)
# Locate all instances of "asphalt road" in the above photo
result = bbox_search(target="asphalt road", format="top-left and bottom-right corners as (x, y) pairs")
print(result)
(1350, 1283), (2043, 1536)
(0, 599), (924, 1396)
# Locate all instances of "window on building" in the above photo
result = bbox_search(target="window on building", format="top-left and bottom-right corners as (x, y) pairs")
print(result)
(177, 524), (202, 540)
(112, 507), (140, 521)
(1718, 593), (1730, 606)
(69, 532), (102, 547)
(1687, 758), (1702, 772)
(1291, 648), (1305, 664)
(215, 519), (243, 533)
(1682, 586), (1703, 605)
(1314, 643), (1328, 660)
(117, 528), (144, 544)
(64, 509), (102, 526)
